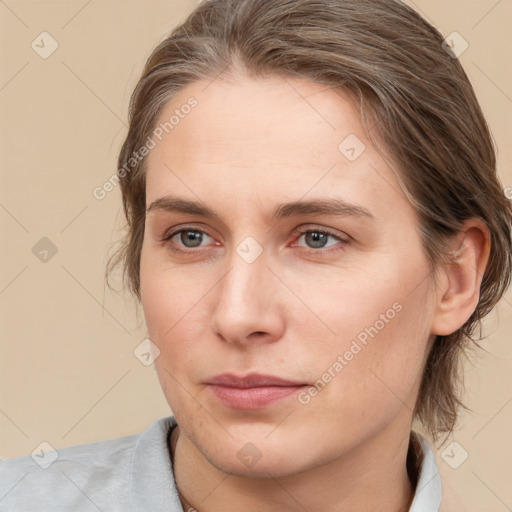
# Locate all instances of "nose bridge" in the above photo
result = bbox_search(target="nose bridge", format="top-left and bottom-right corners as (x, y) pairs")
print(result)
(218, 243), (268, 318)
(211, 238), (283, 344)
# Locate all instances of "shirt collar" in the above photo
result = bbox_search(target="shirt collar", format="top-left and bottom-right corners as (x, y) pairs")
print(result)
(129, 416), (442, 511)
(408, 432), (443, 511)
(129, 415), (182, 511)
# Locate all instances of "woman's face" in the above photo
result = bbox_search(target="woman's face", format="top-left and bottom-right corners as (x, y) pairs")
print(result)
(140, 74), (437, 477)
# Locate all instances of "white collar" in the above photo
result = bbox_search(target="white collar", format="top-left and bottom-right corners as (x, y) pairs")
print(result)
(408, 432), (442, 511)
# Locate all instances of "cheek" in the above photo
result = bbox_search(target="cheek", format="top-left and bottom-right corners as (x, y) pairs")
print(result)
(140, 251), (216, 404)
(292, 249), (433, 394)
(141, 271), (199, 362)
(140, 243), (202, 341)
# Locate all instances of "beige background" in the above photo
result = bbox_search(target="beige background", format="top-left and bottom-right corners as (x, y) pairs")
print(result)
(0, 0), (510, 509)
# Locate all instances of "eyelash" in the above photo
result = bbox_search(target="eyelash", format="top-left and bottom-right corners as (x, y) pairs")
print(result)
(161, 225), (349, 255)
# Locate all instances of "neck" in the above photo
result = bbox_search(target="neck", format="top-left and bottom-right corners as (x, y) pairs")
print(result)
(170, 422), (416, 512)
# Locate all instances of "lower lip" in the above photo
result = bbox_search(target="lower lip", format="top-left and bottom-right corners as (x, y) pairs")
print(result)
(208, 384), (305, 409)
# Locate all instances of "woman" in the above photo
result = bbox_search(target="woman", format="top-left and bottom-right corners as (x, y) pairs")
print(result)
(1, 0), (510, 510)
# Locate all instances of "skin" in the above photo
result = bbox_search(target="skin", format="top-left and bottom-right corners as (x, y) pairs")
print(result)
(140, 73), (490, 511)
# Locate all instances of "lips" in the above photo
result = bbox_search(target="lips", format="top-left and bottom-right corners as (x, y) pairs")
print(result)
(205, 373), (308, 409)
(207, 373), (305, 388)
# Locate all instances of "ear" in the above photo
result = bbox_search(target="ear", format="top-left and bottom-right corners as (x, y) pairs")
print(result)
(430, 218), (491, 336)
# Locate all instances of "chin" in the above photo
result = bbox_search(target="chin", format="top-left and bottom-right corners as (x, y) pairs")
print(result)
(187, 422), (321, 479)
(206, 442), (310, 479)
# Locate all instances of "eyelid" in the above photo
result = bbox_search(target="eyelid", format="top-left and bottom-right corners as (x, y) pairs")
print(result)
(161, 223), (215, 241)
(290, 224), (350, 242)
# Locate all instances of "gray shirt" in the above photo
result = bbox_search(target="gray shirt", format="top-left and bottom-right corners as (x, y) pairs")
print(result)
(0, 415), (442, 511)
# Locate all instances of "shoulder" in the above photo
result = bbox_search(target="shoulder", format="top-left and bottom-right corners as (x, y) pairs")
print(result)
(0, 416), (178, 512)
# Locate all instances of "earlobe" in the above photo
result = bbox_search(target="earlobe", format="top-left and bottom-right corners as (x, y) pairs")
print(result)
(431, 218), (491, 336)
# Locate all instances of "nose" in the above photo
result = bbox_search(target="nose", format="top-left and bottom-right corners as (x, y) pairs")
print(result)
(210, 245), (286, 347)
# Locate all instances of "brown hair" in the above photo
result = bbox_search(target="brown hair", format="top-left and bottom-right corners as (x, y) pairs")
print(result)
(106, 0), (512, 442)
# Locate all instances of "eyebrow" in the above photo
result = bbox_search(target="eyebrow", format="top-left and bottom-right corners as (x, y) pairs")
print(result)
(146, 196), (375, 222)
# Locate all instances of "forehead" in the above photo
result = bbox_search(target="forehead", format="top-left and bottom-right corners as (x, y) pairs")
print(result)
(149, 75), (361, 167)
(145, 74), (409, 219)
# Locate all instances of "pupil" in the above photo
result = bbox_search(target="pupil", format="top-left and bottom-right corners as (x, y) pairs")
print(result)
(307, 232), (327, 248)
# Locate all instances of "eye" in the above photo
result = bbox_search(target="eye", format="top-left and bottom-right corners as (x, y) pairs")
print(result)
(162, 227), (216, 252)
(293, 227), (348, 252)
(161, 225), (349, 255)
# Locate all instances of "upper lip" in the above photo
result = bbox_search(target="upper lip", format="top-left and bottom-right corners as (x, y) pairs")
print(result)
(206, 373), (306, 388)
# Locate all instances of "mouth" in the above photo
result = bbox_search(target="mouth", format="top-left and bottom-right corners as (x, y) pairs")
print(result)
(205, 373), (309, 410)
